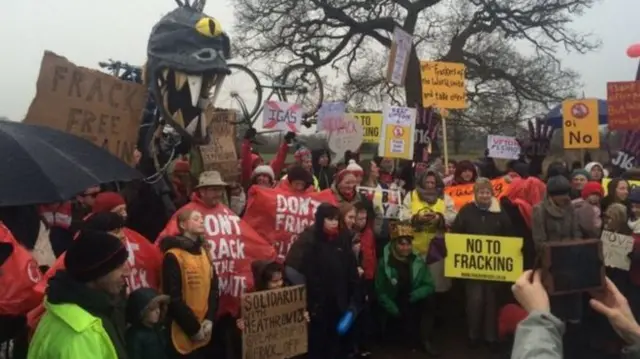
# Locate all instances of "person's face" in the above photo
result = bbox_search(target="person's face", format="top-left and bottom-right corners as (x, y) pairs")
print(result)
(111, 204), (127, 222)
(461, 170), (474, 182)
(475, 188), (492, 205)
(255, 175), (272, 187)
(380, 159), (393, 173)
(632, 203), (640, 218)
(183, 211), (205, 235)
(587, 194), (601, 206)
(92, 262), (130, 297)
(199, 186), (224, 206)
(354, 173), (363, 185)
(343, 209), (356, 230)
(590, 166), (604, 181)
(551, 194), (571, 207)
(616, 181), (629, 201)
(266, 271), (284, 290)
(324, 217), (339, 231)
(77, 186), (101, 207)
(301, 158), (313, 172)
(318, 154), (329, 167)
(423, 175), (437, 190)
(394, 239), (413, 257)
(355, 210), (367, 231)
(143, 305), (161, 326)
(572, 175), (588, 190)
(447, 162), (456, 175)
(291, 180), (306, 192)
(338, 174), (357, 195)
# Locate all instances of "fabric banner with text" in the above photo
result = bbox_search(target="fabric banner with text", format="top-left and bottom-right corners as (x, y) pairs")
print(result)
(243, 186), (337, 261)
(445, 178), (509, 210)
(444, 233), (523, 282)
(23, 51), (148, 166)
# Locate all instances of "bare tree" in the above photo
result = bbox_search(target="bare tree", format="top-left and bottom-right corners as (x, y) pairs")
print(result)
(232, 0), (600, 130)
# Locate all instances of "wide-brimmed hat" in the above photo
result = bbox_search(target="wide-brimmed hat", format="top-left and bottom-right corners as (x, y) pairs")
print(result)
(195, 170), (227, 189)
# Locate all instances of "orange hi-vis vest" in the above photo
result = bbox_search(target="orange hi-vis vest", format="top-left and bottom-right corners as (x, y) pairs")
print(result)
(164, 247), (213, 354)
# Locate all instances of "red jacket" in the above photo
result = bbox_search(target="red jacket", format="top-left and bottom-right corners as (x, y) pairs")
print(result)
(241, 139), (288, 187)
(360, 226), (377, 280)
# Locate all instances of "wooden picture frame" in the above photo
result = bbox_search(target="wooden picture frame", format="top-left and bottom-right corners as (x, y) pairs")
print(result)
(538, 239), (605, 295)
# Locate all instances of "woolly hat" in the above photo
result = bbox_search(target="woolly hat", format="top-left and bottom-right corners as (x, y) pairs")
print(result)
(294, 146), (312, 162)
(629, 188), (640, 204)
(498, 304), (528, 340)
(251, 165), (275, 181)
(584, 161), (603, 174)
(547, 175), (572, 196)
(346, 160), (363, 174)
(91, 192), (126, 213)
(65, 231), (128, 283)
(581, 181), (604, 200)
(571, 169), (591, 180)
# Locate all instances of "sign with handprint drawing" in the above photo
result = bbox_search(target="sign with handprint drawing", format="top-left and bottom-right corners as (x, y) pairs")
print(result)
(561, 99), (600, 149)
(414, 106), (440, 162)
(516, 118), (555, 161)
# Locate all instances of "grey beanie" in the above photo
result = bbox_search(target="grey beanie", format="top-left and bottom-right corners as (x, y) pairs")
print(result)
(547, 175), (571, 196)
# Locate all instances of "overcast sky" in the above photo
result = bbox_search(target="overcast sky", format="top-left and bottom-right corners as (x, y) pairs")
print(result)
(0, 0), (637, 122)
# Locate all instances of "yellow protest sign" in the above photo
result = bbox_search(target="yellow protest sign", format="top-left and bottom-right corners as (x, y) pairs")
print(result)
(378, 106), (415, 160)
(350, 113), (382, 143)
(444, 233), (523, 282)
(602, 178), (640, 195)
(420, 61), (466, 109)
(562, 99), (600, 149)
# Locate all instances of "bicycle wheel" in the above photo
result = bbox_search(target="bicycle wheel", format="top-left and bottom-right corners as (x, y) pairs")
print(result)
(280, 64), (324, 117)
(215, 63), (262, 120)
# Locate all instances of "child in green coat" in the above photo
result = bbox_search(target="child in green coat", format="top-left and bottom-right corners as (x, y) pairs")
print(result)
(375, 222), (438, 356)
(125, 288), (170, 359)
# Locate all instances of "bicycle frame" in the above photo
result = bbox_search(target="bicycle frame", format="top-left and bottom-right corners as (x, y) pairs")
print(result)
(248, 83), (295, 126)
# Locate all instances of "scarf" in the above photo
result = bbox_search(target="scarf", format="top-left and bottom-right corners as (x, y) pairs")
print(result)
(416, 186), (438, 204)
(323, 226), (339, 240)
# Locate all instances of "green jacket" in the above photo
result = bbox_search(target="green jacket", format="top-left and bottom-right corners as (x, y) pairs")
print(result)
(28, 271), (128, 359)
(374, 243), (435, 317)
(125, 288), (169, 359)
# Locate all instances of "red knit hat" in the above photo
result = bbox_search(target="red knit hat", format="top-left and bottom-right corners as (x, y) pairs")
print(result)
(498, 303), (528, 340)
(581, 181), (604, 200)
(92, 192), (126, 213)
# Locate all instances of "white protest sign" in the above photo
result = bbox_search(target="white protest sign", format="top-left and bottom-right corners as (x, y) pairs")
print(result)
(601, 230), (634, 271)
(383, 105), (414, 126)
(386, 27), (412, 86)
(317, 102), (346, 132)
(487, 135), (521, 160)
(357, 186), (401, 219)
(262, 101), (304, 132)
(328, 115), (364, 163)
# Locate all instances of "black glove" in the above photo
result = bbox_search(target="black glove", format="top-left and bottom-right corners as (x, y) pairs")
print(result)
(244, 127), (257, 140)
(610, 130), (640, 177)
(284, 131), (296, 144)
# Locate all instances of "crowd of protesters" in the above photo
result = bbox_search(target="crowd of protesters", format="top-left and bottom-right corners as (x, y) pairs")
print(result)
(3, 126), (640, 359)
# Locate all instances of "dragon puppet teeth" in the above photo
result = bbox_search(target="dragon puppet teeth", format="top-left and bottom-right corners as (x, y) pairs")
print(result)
(185, 114), (199, 136)
(172, 109), (185, 128)
(209, 74), (226, 108)
(174, 71), (188, 90)
(162, 69), (170, 81)
(187, 75), (204, 107)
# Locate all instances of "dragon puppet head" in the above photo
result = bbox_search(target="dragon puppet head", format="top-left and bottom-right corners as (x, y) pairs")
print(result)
(146, 0), (230, 143)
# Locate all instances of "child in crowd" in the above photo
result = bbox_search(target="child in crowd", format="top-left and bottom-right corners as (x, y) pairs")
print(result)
(125, 287), (170, 359)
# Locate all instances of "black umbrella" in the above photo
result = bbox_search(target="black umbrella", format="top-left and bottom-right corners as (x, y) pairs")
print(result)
(0, 120), (142, 206)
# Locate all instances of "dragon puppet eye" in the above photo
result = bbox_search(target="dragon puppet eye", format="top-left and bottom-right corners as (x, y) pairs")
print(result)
(195, 17), (223, 38)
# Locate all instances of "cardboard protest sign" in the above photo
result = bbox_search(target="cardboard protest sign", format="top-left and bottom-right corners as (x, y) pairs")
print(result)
(607, 81), (640, 130)
(420, 61), (466, 109)
(262, 101), (304, 132)
(602, 178), (640, 195)
(601, 231), (634, 271)
(444, 178), (509, 210)
(350, 113), (382, 143)
(242, 285), (307, 359)
(444, 233), (523, 282)
(357, 186), (401, 219)
(24, 51), (147, 166)
(317, 102), (346, 132)
(378, 105), (416, 160)
(562, 99), (600, 149)
(199, 110), (239, 182)
(327, 116), (364, 163)
(487, 135), (520, 160)
(386, 27), (412, 86)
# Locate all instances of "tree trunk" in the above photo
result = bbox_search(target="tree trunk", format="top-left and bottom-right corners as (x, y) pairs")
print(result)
(404, 45), (422, 107)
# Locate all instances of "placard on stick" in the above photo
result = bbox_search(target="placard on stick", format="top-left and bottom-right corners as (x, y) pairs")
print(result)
(242, 285), (307, 359)
(420, 61), (466, 109)
(607, 81), (640, 130)
(24, 51), (148, 166)
(199, 110), (239, 182)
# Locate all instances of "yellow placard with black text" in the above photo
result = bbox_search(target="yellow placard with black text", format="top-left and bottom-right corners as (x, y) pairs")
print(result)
(420, 61), (467, 109)
(562, 99), (600, 149)
(350, 113), (382, 143)
(444, 233), (523, 282)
